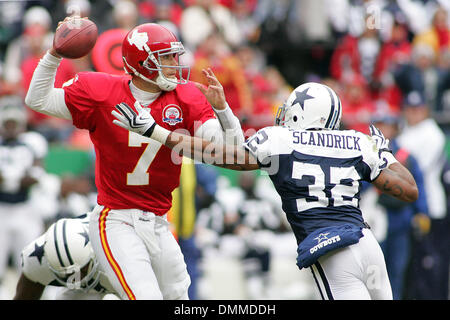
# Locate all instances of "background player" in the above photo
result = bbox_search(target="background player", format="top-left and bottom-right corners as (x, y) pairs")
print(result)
(112, 82), (419, 300)
(14, 215), (116, 300)
(25, 17), (244, 300)
(0, 96), (48, 291)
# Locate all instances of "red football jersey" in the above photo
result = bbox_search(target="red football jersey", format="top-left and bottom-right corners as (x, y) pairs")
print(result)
(63, 72), (215, 215)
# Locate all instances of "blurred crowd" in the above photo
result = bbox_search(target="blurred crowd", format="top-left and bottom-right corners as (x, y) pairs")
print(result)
(0, 0), (449, 300)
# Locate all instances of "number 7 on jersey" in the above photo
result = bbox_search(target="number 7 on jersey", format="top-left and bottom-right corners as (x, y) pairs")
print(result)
(127, 132), (162, 185)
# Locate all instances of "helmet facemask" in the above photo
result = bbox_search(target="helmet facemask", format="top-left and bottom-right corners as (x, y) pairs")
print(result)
(48, 252), (100, 292)
(44, 218), (101, 293)
(275, 103), (288, 127)
(142, 42), (190, 91)
(274, 102), (306, 129)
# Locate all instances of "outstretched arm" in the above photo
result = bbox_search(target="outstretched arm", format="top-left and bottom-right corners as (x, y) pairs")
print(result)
(372, 162), (418, 202)
(24, 17), (78, 120)
(194, 68), (245, 145)
(164, 128), (258, 171)
(369, 124), (418, 202)
(112, 101), (258, 171)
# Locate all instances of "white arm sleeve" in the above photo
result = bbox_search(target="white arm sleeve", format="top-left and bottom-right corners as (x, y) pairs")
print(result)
(194, 118), (223, 142)
(24, 51), (72, 120)
(196, 103), (244, 145)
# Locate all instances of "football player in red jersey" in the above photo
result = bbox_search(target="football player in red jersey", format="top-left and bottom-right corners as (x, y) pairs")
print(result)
(25, 17), (244, 300)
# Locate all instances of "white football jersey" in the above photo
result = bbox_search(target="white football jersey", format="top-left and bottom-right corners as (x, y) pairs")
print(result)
(243, 126), (384, 243)
(20, 215), (115, 294)
(0, 139), (34, 195)
(19, 131), (48, 160)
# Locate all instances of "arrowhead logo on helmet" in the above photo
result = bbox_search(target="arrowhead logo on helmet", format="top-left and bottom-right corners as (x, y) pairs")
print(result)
(122, 23), (190, 92)
(127, 29), (148, 51)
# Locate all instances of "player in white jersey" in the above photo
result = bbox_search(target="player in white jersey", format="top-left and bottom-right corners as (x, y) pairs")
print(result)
(111, 81), (419, 300)
(14, 215), (116, 299)
(0, 97), (47, 287)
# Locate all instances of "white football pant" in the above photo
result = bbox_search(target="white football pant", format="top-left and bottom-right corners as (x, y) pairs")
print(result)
(88, 205), (190, 300)
(310, 228), (393, 300)
(0, 202), (43, 277)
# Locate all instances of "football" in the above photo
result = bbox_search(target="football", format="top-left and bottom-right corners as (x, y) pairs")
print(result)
(53, 18), (98, 59)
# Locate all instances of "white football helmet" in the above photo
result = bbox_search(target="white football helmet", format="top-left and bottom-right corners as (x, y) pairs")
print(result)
(0, 96), (28, 132)
(44, 218), (100, 291)
(275, 82), (342, 130)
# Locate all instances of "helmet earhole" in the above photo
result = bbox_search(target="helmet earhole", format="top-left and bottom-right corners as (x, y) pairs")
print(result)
(293, 116), (298, 122)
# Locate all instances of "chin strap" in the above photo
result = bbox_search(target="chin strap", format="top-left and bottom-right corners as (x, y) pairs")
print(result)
(123, 58), (177, 91)
(155, 72), (177, 91)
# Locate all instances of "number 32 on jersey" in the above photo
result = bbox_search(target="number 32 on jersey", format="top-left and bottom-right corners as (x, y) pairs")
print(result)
(292, 162), (360, 212)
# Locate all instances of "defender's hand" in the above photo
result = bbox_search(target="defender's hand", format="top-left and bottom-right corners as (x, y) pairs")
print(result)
(369, 124), (392, 156)
(194, 68), (227, 110)
(112, 101), (156, 137)
(370, 124), (396, 170)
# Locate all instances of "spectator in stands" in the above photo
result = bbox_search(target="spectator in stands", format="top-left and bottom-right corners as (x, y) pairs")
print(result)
(1, 6), (77, 143)
(112, 0), (139, 31)
(191, 33), (253, 121)
(435, 48), (450, 112)
(413, 6), (450, 60)
(246, 74), (275, 131)
(21, 35), (76, 142)
(393, 42), (449, 112)
(397, 0), (444, 36)
(373, 19), (412, 110)
(371, 109), (430, 300)
(263, 65), (292, 112)
(229, 0), (261, 44)
(329, 13), (382, 87)
(19, 19), (76, 143)
(396, 91), (450, 299)
(397, 91), (447, 220)
(0, 0), (25, 63)
(2, 6), (54, 95)
(234, 45), (276, 131)
(234, 45), (292, 131)
(326, 0), (403, 41)
(180, 0), (244, 51)
(339, 74), (375, 134)
(138, 0), (184, 28)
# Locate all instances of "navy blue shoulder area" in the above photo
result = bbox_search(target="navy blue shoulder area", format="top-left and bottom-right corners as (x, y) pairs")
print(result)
(267, 151), (370, 243)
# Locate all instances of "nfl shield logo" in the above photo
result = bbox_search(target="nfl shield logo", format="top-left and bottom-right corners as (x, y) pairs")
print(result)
(162, 104), (183, 126)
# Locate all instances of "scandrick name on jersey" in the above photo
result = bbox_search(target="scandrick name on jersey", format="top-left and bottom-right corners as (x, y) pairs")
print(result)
(292, 130), (361, 151)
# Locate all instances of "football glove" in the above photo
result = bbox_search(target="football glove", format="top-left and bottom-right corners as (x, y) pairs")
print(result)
(112, 101), (156, 137)
(369, 124), (392, 156)
(369, 124), (397, 170)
